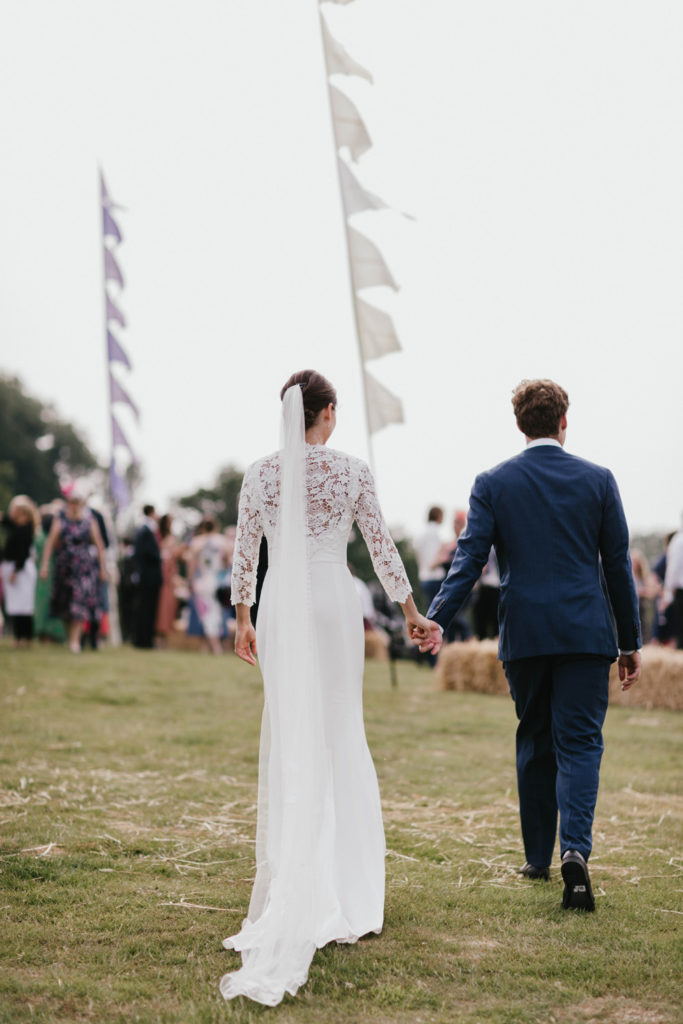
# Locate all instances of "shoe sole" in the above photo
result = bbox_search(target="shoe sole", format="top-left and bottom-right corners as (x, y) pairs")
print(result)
(561, 858), (595, 911)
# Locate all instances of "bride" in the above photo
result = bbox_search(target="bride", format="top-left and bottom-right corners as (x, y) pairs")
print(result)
(220, 369), (432, 1006)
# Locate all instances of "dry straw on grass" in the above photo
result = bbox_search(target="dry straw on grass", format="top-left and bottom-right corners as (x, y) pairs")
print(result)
(435, 640), (683, 710)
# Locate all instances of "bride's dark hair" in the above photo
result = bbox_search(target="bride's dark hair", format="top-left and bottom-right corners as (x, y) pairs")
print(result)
(280, 370), (337, 430)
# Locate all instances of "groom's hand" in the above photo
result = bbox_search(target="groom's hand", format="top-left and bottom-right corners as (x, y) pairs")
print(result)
(618, 651), (641, 690)
(409, 617), (443, 656)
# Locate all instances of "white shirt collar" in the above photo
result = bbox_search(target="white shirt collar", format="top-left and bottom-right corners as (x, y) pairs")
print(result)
(526, 438), (562, 450)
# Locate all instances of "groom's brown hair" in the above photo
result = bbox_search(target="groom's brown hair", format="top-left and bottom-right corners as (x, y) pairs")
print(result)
(512, 379), (569, 439)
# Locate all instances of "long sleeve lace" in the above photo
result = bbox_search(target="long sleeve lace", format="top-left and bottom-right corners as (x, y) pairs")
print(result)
(354, 462), (411, 604)
(231, 464), (263, 606)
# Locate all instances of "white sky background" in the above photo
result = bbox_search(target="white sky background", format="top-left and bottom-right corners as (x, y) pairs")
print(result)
(1, 0), (682, 540)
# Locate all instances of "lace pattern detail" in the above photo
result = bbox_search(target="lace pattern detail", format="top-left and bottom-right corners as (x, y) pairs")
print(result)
(231, 446), (411, 605)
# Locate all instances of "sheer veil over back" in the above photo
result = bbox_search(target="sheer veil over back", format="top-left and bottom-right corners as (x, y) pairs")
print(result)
(221, 383), (411, 1006)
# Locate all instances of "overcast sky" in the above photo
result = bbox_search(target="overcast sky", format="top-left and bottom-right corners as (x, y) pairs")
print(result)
(1, 0), (682, 540)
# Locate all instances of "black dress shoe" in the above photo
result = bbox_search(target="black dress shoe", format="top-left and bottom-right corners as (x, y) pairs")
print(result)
(518, 862), (550, 880)
(561, 850), (595, 911)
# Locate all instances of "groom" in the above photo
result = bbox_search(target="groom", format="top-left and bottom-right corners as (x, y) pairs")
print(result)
(417, 379), (641, 911)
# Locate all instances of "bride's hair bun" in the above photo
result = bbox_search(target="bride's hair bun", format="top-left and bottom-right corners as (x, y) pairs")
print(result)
(281, 370), (337, 430)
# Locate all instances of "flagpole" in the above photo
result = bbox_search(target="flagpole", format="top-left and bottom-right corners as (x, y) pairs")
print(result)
(318, 10), (375, 475)
(100, 167), (117, 513)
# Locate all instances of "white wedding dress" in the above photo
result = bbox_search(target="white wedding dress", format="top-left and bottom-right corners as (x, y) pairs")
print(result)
(220, 415), (411, 1006)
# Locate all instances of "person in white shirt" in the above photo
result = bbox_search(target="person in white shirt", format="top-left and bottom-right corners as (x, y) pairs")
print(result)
(415, 506), (446, 608)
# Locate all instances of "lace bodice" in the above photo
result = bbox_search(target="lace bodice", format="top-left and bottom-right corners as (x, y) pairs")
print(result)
(231, 445), (411, 606)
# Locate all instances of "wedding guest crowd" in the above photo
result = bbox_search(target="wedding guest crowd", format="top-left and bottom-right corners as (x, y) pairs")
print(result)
(2, 490), (682, 656)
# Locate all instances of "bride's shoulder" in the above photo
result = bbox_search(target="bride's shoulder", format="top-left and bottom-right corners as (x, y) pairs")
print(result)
(247, 451), (279, 471)
(244, 452), (279, 481)
(318, 447), (370, 478)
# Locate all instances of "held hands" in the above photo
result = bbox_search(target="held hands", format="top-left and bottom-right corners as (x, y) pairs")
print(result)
(400, 597), (443, 656)
(410, 617), (443, 656)
(618, 650), (642, 690)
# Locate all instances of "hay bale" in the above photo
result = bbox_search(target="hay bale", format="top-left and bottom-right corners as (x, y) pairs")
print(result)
(436, 640), (683, 711)
(609, 646), (683, 710)
(435, 640), (508, 695)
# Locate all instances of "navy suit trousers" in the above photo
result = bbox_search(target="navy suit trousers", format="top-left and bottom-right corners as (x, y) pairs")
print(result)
(503, 654), (611, 866)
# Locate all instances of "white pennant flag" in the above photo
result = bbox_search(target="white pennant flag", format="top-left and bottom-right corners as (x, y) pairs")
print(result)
(356, 297), (402, 360)
(364, 369), (404, 434)
(348, 226), (398, 291)
(329, 84), (372, 162)
(338, 157), (388, 218)
(321, 15), (373, 82)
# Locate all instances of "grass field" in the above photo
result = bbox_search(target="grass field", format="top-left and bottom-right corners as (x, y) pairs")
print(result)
(1, 645), (681, 1024)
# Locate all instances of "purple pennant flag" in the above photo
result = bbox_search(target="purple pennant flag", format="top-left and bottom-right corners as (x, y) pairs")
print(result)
(107, 329), (132, 371)
(105, 247), (125, 288)
(109, 461), (130, 512)
(103, 206), (122, 244)
(111, 412), (136, 460)
(106, 293), (127, 328)
(110, 373), (140, 421)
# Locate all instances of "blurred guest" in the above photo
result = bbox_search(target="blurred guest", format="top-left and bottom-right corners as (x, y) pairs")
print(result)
(630, 547), (655, 645)
(662, 516), (683, 650)
(132, 504), (162, 649)
(40, 485), (107, 654)
(349, 562), (377, 631)
(187, 515), (231, 654)
(155, 513), (179, 645)
(82, 503), (111, 651)
(33, 504), (67, 643)
(1, 495), (40, 647)
(652, 533), (677, 645)
(415, 506), (446, 608)
(473, 547), (500, 639)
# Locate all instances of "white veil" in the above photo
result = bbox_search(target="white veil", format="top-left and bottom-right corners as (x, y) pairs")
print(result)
(221, 384), (338, 1006)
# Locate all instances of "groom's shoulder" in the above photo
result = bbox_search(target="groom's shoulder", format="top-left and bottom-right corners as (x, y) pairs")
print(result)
(480, 451), (527, 481)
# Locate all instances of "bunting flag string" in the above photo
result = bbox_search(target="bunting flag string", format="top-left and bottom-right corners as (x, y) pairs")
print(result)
(337, 157), (388, 217)
(110, 372), (140, 422)
(105, 248), (125, 288)
(356, 297), (401, 360)
(328, 85), (372, 162)
(364, 368), (404, 434)
(111, 412), (138, 463)
(106, 293), (127, 329)
(319, 2), (406, 451)
(101, 168), (136, 515)
(321, 16), (372, 82)
(107, 329), (132, 371)
(103, 206), (123, 245)
(347, 227), (399, 291)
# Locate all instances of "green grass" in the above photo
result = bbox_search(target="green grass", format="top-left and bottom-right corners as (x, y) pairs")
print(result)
(0, 644), (681, 1024)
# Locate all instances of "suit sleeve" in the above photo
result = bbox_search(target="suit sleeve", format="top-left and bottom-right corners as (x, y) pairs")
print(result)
(599, 470), (641, 651)
(427, 473), (495, 630)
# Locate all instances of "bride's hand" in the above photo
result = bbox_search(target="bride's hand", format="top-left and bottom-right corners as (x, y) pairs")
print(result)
(411, 616), (443, 656)
(400, 597), (443, 656)
(235, 622), (258, 666)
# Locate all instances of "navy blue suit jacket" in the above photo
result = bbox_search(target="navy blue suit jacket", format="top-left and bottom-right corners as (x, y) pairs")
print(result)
(427, 445), (641, 662)
(133, 524), (162, 589)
